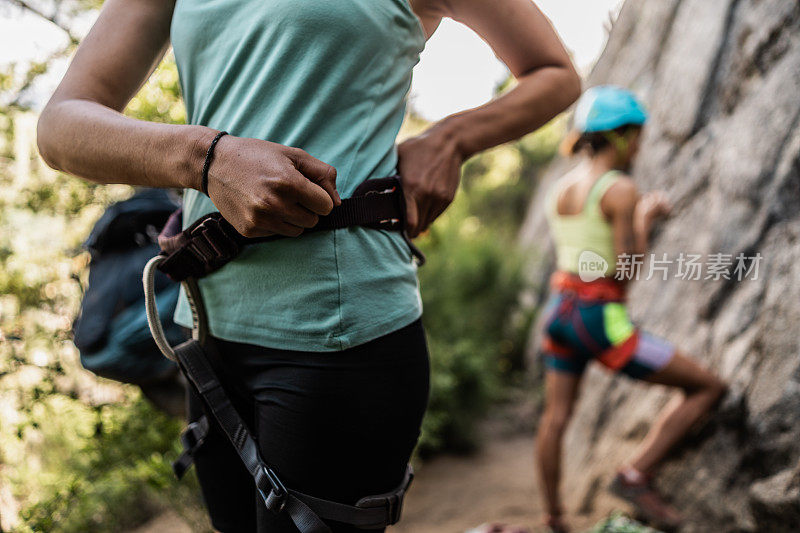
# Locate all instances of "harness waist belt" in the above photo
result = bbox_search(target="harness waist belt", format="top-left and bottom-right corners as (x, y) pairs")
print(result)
(551, 270), (627, 301)
(157, 176), (424, 282)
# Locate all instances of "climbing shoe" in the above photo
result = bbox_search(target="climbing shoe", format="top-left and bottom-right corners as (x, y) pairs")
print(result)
(609, 471), (682, 530)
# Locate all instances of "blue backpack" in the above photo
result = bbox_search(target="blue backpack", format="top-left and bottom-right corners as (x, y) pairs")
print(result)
(73, 189), (185, 384)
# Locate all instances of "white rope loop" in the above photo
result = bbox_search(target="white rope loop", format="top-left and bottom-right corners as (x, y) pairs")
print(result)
(143, 255), (177, 361)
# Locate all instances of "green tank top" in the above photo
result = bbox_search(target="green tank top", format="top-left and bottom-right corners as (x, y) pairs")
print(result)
(170, 0), (426, 351)
(546, 171), (621, 277)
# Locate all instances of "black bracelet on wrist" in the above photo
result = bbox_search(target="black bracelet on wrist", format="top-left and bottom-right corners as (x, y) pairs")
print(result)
(201, 130), (228, 196)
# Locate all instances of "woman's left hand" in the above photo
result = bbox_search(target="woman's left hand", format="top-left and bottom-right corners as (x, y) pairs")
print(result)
(637, 190), (673, 222)
(397, 124), (464, 237)
(395, 0), (581, 238)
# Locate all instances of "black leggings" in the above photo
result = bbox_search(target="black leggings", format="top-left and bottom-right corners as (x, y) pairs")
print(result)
(187, 319), (430, 532)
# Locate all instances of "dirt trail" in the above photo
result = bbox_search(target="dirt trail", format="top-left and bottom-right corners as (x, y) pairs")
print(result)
(392, 433), (601, 533)
(129, 510), (192, 533)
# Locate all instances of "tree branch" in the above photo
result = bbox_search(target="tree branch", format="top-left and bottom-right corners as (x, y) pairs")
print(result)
(4, 0), (80, 44)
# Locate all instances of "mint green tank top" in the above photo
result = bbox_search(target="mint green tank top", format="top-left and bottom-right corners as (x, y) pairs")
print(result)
(546, 171), (621, 277)
(170, 0), (426, 351)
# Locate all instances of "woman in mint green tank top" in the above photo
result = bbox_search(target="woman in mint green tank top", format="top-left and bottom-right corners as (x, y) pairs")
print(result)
(39, 0), (580, 529)
(536, 87), (727, 533)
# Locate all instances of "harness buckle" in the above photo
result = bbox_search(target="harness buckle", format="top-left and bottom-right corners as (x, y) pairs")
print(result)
(364, 186), (403, 231)
(179, 418), (209, 452)
(172, 416), (210, 479)
(257, 466), (289, 514)
(184, 216), (240, 274)
(378, 218), (402, 229)
(355, 465), (413, 526)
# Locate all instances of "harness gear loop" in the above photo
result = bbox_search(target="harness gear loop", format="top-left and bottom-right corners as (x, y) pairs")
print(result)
(143, 255), (176, 361)
(173, 415), (210, 479)
(142, 177), (421, 532)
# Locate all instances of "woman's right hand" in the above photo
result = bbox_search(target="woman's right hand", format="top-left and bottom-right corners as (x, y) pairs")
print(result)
(206, 135), (341, 238)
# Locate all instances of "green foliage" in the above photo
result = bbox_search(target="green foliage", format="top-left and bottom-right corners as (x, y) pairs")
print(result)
(590, 513), (662, 533)
(11, 395), (202, 533)
(124, 61), (186, 124)
(0, 56), (206, 532)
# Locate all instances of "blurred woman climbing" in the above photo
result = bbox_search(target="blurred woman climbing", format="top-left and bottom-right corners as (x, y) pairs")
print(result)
(535, 86), (727, 532)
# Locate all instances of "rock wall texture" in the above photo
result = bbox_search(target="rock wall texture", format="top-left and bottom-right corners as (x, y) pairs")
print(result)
(520, 1), (800, 531)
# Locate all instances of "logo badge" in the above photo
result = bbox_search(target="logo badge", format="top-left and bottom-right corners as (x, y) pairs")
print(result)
(578, 250), (608, 282)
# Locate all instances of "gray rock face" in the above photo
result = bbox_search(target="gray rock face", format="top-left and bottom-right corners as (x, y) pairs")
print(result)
(520, 1), (800, 531)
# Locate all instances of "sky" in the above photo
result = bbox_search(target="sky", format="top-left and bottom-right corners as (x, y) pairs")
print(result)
(410, 0), (623, 120)
(0, 0), (623, 120)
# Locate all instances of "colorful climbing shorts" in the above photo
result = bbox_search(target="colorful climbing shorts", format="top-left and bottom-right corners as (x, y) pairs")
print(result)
(541, 272), (675, 379)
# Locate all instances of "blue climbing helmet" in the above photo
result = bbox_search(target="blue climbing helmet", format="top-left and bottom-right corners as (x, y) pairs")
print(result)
(573, 85), (648, 133)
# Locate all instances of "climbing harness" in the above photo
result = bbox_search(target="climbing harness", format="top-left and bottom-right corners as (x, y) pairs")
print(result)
(143, 176), (421, 532)
(549, 271), (626, 302)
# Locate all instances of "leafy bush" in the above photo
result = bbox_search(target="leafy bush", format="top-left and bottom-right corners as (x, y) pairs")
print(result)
(417, 219), (524, 453)
(12, 395), (205, 533)
(1, 57), (209, 532)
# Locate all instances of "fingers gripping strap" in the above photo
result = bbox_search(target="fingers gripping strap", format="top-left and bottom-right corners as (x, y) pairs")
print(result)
(156, 177), (424, 282)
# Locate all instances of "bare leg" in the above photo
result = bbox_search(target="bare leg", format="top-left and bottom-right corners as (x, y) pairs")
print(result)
(607, 352), (726, 528)
(627, 352), (726, 473)
(535, 370), (583, 530)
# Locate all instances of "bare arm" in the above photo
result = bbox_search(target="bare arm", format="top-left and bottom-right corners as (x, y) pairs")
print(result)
(37, 0), (339, 237)
(36, 0), (205, 189)
(602, 178), (640, 259)
(425, 0), (582, 156)
(602, 180), (672, 258)
(400, 0), (582, 236)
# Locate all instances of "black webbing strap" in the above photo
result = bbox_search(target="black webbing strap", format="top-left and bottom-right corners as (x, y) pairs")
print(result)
(172, 339), (412, 532)
(173, 415), (210, 479)
(157, 176), (424, 282)
(291, 467), (413, 529)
